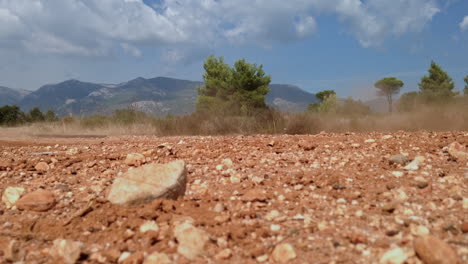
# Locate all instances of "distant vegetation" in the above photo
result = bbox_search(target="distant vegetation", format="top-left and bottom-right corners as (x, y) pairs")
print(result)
(1, 58), (467, 134)
(0, 105), (58, 126)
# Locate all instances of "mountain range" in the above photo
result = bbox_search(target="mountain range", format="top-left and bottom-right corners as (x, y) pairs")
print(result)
(0, 77), (319, 117)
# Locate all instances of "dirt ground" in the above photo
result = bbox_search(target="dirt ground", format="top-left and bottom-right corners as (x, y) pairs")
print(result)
(0, 131), (467, 263)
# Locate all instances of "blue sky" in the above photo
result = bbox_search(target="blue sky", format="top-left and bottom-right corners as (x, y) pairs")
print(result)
(0, 0), (467, 100)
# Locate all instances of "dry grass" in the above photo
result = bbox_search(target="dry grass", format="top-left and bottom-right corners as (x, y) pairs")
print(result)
(1, 100), (467, 138)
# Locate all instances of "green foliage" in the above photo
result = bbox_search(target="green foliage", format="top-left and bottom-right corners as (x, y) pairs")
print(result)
(374, 77), (404, 113)
(28, 107), (45, 122)
(339, 97), (371, 117)
(307, 90), (337, 113)
(397, 92), (419, 112)
(196, 55), (271, 115)
(315, 90), (336, 102)
(44, 110), (59, 122)
(0, 105), (25, 126)
(464, 75), (468, 96)
(419, 61), (455, 102)
(112, 109), (150, 125)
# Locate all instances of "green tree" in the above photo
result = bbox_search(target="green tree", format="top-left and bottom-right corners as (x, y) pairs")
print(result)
(419, 61), (455, 102)
(0, 105), (25, 126)
(196, 55), (271, 115)
(374, 77), (404, 113)
(44, 110), (59, 122)
(315, 90), (336, 102)
(307, 90), (337, 113)
(397, 92), (419, 112)
(464, 75), (468, 96)
(28, 107), (45, 122)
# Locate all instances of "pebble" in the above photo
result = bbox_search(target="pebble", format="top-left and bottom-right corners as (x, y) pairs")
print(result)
(388, 154), (409, 165)
(379, 247), (408, 264)
(124, 153), (145, 166)
(213, 203), (225, 213)
(49, 239), (83, 264)
(271, 243), (296, 263)
(35, 161), (50, 172)
(174, 221), (209, 260)
(215, 248), (232, 260)
(140, 221), (159, 233)
(404, 156), (425, 171)
(15, 189), (56, 212)
(447, 142), (468, 161)
(2, 187), (25, 208)
(118, 252), (131, 263)
(413, 235), (458, 264)
(143, 252), (172, 264)
(107, 160), (187, 205)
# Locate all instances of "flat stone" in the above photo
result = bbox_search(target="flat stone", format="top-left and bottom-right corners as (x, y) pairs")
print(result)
(379, 248), (408, 264)
(16, 190), (56, 212)
(404, 156), (425, 171)
(49, 239), (83, 264)
(35, 162), (50, 172)
(174, 221), (209, 260)
(107, 160), (187, 205)
(414, 235), (458, 264)
(447, 142), (468, 161)
(388, 154), (409, 165)
(139, 221), (159, 233)
(2, 187), (25, 208)
(125, 153), (145, 166)
(271, 243), (296, 263)
(143, 252), (172, 264)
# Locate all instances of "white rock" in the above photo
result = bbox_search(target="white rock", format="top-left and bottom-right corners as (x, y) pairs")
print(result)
(143, 252), (172, 264)
(379, 248), (408, 264)
(174, 221), (209, 260)
(49, 239), (83, 264)
(271, 243), (296, 263)
(125, 153), (145, 166)
(2, 187), (25, 208)
(404, 156), (425, 171)
(140, 221), (159, 233)
(118, 252), (131, 263)
(107, 160), (187, 205)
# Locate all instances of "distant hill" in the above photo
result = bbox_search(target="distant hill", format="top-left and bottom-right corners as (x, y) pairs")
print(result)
(0, 86), (30, 106)
(1, 77), (318, 116)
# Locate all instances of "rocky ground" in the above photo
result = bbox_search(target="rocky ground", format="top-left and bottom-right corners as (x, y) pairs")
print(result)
(0, 131), (467, 264)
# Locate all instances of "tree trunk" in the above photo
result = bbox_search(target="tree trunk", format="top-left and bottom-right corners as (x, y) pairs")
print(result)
(387, 94), (393, 113)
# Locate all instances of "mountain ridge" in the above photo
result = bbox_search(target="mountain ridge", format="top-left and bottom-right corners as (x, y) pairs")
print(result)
(1, 77), (319, 116)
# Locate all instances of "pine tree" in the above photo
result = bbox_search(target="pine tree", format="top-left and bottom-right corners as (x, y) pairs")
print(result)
(374, 77), (404, 113)
(418, 61), (455, 101)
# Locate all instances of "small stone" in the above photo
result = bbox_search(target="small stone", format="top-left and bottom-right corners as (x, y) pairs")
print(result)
(391, 171), (404, 178)
(16, 189), (56, 212)
(221, 158), (233, 168)
(121, 251), (144, 264)
(447, 142), (468, 161)
(332, 183), (346, 190)
(143, 252), (172, 264)
(118, 252), (131, 263)
(414, 235), (458, 264)
(271, 243), (296, 263)
(49, 239), (83, 264)
(107, 160), (187, 205)
(404, 156), (425, 171)
(174, 221), (209, 260)
(270, 224), (281, 232)
(35, 162), (50, 172)
(461, 222), (468, 233)
(379, 248), (408, 264)
(229, 175), (241, 184)
(265, 210), (280, 221)
(140, 221), (159, 233)
(125, 153), (145, 166)
(2, 187), (25, 208)
(410, 225), (430, 236)
(241, 189), (267, 202)
(215, 248), (232, 260)
(388, 154), (409, 165)
(213, 203), (224, 213)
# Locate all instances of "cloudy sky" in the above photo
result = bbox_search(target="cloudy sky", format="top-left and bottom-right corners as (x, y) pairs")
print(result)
(0, 0), (467, 99)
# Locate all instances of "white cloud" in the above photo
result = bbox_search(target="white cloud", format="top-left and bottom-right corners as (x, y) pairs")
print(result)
(460, 16), (468, 31)
(0, 0), (441, 56)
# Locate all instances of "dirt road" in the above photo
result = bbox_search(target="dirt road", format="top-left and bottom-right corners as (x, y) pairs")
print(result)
(1, 132), (467, 263)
